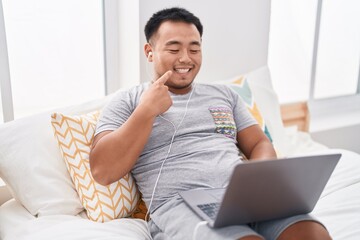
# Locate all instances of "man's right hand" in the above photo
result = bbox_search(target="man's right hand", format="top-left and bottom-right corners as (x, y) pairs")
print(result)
(90, 70), (174, 185)
(139, 70), (173, 117)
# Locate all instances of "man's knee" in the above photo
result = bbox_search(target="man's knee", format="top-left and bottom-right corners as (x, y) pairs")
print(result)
(238, 236), (263, 240)
(277, 220), (331, 240)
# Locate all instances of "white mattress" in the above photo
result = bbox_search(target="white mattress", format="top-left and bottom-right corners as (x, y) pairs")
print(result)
(0, 200), (151, 240)
(1, 138), (359, 239)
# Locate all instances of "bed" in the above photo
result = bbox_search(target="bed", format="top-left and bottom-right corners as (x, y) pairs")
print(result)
(1, 66), (359, 239)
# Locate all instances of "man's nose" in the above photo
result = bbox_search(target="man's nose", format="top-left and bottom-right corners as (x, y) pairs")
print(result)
(178, 50), (191, 63)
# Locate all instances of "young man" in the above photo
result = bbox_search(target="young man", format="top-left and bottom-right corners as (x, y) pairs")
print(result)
(90, 7), (331, 240)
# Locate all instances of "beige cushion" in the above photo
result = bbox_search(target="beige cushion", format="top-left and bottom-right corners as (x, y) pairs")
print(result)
(51, 111), (140, 222)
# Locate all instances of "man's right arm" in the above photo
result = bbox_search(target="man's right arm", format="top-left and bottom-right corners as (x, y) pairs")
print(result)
(89, 71), (173, 185)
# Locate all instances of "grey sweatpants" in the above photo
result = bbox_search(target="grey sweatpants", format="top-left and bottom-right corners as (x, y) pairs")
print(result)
(148, 197), (324, 240)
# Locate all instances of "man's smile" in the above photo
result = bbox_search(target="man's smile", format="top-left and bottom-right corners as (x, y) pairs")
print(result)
(173, 65), (194, 74)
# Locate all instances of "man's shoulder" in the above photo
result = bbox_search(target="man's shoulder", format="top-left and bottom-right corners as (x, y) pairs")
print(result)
(196, 82), (232, 95)
(111, 83), (148, 99)
(116, 82), (148, 94)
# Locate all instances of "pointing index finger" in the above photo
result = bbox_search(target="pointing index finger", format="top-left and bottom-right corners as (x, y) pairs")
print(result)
(156, 71), (172, 85)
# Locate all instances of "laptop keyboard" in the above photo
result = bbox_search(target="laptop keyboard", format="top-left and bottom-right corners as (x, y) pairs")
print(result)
(197, 202), (220, 220)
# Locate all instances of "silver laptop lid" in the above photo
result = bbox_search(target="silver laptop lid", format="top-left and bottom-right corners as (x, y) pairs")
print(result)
(179, 153), (341, 228)
(213, 153), (341, 227)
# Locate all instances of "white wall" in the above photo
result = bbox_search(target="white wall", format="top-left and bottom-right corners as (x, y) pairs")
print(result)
(138, 0), (271, 83)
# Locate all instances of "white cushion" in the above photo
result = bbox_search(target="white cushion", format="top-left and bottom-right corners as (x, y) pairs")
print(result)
(0, 95), (114, 216)
(245, 65), (274, 90)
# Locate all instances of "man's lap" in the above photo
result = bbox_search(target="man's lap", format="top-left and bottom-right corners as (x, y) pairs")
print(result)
(148, 197), (323, 240)
(148, 197), (260, 240)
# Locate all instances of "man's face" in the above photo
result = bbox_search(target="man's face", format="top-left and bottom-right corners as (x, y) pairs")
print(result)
(147, 21), (202, 94)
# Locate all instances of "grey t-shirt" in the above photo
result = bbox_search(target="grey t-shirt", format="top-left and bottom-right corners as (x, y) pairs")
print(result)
(95, 83), (257, 212)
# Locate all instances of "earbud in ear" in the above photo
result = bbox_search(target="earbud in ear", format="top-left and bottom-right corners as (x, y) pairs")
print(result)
(148, 52), (153, 61)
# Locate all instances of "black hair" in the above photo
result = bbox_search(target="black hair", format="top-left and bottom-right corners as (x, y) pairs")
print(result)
(144, 7), (203, 42)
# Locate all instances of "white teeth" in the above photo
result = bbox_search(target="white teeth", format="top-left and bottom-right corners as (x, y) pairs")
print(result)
(175, 68), (190, 73)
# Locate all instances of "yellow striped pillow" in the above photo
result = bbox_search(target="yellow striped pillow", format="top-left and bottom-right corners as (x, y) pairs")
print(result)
(51, 111), (140, 222)
(228, 76), (272, 142)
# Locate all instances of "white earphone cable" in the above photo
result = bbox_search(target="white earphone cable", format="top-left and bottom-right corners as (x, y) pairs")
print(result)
(145, 83), (196, 221)
(192, 221), (208, 240)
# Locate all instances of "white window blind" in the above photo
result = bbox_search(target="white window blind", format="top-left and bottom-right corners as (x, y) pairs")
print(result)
(2, 0), (105, 119)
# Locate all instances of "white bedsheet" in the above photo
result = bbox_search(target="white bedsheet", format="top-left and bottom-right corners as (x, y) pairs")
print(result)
(0, 200), (151, 240)
(313, 149), (360, 239)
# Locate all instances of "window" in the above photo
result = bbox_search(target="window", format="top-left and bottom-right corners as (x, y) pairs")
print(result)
(314, 0), (359, 99)
(2, 0), (105, 119)
(269, 0), (360, 103)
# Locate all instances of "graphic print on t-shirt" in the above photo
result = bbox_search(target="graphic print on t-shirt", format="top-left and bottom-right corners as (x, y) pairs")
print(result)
(209, 107), (236, 139)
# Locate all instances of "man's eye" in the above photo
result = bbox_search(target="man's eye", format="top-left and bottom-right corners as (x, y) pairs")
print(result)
(169, 49), (179, 53)
(190, 49), (200, 54)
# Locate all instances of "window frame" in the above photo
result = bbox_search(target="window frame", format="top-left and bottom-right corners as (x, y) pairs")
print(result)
(309, 0), (360, 101)
(308, 0), (360, 131)
(0, 0), (14, 122)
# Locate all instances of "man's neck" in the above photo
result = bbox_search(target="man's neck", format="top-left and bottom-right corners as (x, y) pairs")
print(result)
(169, 87), (191, 95)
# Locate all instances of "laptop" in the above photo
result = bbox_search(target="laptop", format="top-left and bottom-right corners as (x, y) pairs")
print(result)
(179, 153), (341, 228)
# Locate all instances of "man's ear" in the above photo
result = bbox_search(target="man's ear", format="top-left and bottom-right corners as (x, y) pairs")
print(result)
(144, 43), (153, 62)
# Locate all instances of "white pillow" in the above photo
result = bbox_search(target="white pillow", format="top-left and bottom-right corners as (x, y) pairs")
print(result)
(0, 94), (114, 216)
(245, 65), (274, 90)
(248, 82), (288, 155)
(217, 65), (288, 155)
